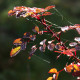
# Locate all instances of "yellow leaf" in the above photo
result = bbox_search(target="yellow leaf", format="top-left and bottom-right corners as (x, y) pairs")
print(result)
(48, 68), (57, 73)
(10, 46), (21, 57)
(23, 12), (34, 17)
(47, 77), (53, 80)
(73, 64), (80, 72)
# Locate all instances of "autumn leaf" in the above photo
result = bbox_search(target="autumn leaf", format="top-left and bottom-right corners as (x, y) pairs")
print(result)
(48, 68), (57, 74)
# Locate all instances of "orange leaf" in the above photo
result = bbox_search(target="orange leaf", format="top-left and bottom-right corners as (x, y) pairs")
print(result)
(48, 68), (57, 73)
(34, 26), (39, 32)
(8, 10), (15, 16)
(45, 5), (55, 11)
(65, 64), (73, 73)
(43, 12), (52, 16)
(23, 12), (34, 17)
(13, 38), (22, 45)
(36, 8), (44, 13)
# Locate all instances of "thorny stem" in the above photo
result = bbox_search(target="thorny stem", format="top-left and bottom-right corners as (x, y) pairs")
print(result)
(73, 55), (80, 63)
(38, 17), (67, 50)
(37, 17), (80, 63)
(58, 69), (64, 73)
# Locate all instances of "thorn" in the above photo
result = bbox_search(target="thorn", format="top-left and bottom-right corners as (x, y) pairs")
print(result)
(74, 51), (76, 56)
(48, 25), (52, 28)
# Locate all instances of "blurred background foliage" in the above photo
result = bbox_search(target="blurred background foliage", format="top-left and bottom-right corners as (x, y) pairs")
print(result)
(0, 0), (80, 80)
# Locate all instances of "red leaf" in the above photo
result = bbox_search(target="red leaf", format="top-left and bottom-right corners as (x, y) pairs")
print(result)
(72, 71), (80, 77)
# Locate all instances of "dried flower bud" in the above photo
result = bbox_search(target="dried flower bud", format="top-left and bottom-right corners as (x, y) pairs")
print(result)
(74, 37), (80, 42)
(29, 45), (37, 59)
(8, 6), (54, 18)
(48, 40), (54, 44)
(39, 44), (46, 52)
(38, 31), (43, 35)
(40, 39), (47, 45)
(53, 73), (59, 80)
(23, 32), (31, 38)
(77, 77), (80, 80)
(16, 11), (26, 18)
(21, 42), (27, 50)
(55, 43), (60, 50)
(47, 43), (55, 51)
(76, 28), (80, 34)
(30, 35), (36, 41)
(69, 42), (77, 47)
(32, 26), (39, 33)
(61, 26), (69, 32)
(75, 46), (80, 50)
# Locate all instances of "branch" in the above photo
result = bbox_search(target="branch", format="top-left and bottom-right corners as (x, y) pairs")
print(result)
(37, 17), (80, 63)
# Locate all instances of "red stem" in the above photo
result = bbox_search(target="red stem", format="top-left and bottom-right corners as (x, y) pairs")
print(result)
(58, 69), (64, 73)
(39, 18), (67, 50)
(37, 17), (80, 63)
(73, 55), (80, 63)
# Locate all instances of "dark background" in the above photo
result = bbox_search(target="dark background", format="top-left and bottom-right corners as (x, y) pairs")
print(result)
(0, 0), (80, 80)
